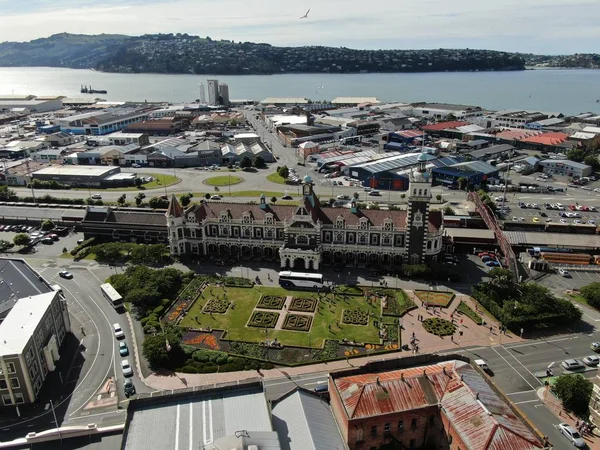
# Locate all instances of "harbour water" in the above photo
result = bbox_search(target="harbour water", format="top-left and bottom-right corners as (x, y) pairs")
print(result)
(0, 67), (599, 114)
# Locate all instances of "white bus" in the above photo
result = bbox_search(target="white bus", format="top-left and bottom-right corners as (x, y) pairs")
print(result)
(278, 271), (324, 290)
(100, 283), (124, 309)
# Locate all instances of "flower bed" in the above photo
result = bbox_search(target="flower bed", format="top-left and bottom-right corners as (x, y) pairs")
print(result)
(282, 314), (313, 332)
(183, 332), (221, 350)
(256, 295), (286, 310)
(422, 318), (456, 336)
(167, 301), (188, 322)
(289, 297), (317, 313)
(382, 323), (399, 342)
(202, 298), (231, 314)
(414, 290), (456, 308)
(247, 311), (279, 328)
(341, 309), (369, 326)
(381, 291), (415, 316)
(457, 301), (483, 325)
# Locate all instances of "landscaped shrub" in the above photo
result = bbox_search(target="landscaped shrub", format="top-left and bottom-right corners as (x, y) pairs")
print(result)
(282, 314), (313, 331)
(229, 342), (267, 359)
(289, 297), (317, 313)
(221, 276), (253, 287)
(422, 318), (456, 336)
(247, 311), (279, 328)
(382, 322), (399, 342)
(335, 285), (364, 296)
(256, 295), (286, 310)
(381, 290), (415, 316)
(153, 305), (164, 315)
(312, 340), (340, 361)
(180, 365), (198, 373)
(414, 290), (455, 308)
(341, 309), (369, 325)
(202, 298), (231, 313)
(457, 301), (483, 325)
(70, 237), (96, 256)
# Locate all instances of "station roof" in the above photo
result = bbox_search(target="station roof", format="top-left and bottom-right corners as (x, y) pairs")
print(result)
(504, 231), (600, 249)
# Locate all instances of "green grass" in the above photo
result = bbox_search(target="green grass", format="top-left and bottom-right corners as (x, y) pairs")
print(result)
(193, 190), (286, 198)
(74, 173), (180, 192)
(457, 301), (483, 325)
(180, 286), (382, 347)
(266, 173), (286, 184)
(205, 176), (243, 187)
(568, 293), (590, 307)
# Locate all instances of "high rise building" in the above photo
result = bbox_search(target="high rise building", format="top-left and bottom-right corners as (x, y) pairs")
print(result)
(198, 82), (206, 104)
(218, 83), (230, 105)
(207, 79), (219, 106)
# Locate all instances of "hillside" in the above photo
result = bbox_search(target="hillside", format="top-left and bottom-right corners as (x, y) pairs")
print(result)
(1, 33), (593, 74)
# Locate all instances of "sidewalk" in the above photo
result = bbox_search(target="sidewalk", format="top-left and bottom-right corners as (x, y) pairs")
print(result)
(539, 386), (600, 448)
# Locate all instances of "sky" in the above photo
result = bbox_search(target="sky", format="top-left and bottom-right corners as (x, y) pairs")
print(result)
(1, 0), (599, 54)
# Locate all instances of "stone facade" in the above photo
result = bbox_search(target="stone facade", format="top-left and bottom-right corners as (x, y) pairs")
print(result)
(167, 169), (443, 269)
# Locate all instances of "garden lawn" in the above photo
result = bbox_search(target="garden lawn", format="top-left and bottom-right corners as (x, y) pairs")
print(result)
(205, 175), (243, 186)
(457, 301), (483, 325)
(266, 173), (286, 184)
(74, 173), (180, 191)
(179, 286), (381, 347)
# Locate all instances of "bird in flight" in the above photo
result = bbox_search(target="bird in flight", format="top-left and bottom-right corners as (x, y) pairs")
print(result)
(300, 8), (310, 19)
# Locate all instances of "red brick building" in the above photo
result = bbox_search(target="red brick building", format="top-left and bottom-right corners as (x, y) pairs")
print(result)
(329, 359), (546, 450)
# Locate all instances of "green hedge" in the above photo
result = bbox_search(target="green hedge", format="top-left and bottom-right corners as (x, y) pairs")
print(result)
(457, 301), (483, 325)
(70, 237), (96, 256)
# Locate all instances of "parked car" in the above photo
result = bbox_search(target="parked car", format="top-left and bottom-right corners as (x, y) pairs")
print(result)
(368, 190), (381, 196)
(485, 260), (500, 267)
(131, 163), (141, 168)
(281, 195), (293, 200)
(558, 268), (571, 277)
(119, 341), (129, 357)
(113, 323), (125, 339)
(561, 359), (584, 371)
(336, 195), (350, 200)
(91, 194), (102, 200)
(591, 341), (600, 352)
(124, 378), (136, 397)
(58, 270), (73, 279)
(121, 359), (133, 377)
(558, 423), (585, 448)
(210, 195), (222, 200)
(583, 355), (600, 366)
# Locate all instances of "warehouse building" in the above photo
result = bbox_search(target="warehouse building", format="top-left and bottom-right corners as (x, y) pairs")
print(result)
(57, 108), (151, 136)
(31, 165), (135, 187)
(538, 159), (592, 178)
(0, 95), (63, 113)
(432, 160), (499, 188)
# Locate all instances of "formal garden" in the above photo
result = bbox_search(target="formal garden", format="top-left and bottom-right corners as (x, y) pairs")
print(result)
(110, 266), (416, 373)
(414, 290), (455, 308)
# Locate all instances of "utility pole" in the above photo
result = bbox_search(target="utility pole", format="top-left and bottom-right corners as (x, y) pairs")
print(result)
(50, 400), (62, 444)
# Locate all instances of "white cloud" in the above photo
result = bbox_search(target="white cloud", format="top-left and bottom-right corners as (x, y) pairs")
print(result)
(0, 0), (599, 53)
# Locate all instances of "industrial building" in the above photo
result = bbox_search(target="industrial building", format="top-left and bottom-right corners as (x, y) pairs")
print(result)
(32, 165), (136, 187)
(538, 159), (592, 178)
(0, 95), (64, 113)
(432, 160), (499, 188)
(57, 108), (151, 136)
(410, 102), (484, 120)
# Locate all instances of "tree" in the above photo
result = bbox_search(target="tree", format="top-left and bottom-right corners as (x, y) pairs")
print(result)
(457, 177), (468, 191)
(135, 192), (146, 207)
(0, 239), (14, 252)
(400, 194), (406, 200)
(40, 219), (54, 231)
(443, 206), (456, 216)
(353, 192), (360, 200)
(149, 197), (170, 209)
(584, 155), (600, 171)
(270, 196), (277, 204)
(553, 374), (593, 417)
(277, 165), (289, 179)
(180, 193), (191, 207)
(135, 177), (144, 188)
(230, 118), (237, 127)
(580, 282), (600, 309)
(142, 325), (184, 370)
(117, 194), (126, 206)
(239, 156), (252, 169)
(204, 193), (211, 200)
(253, 156), (265, 168)
(435, 194), (443, 202)
(13, 233), (31, 247)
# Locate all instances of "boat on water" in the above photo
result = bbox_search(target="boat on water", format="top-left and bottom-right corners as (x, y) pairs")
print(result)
(80, 85), (108, 94)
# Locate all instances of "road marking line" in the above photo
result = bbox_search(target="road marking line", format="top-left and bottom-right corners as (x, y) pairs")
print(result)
(500, 346), (544, 387)
(492, 347), (536, 391)
(304, 381), (326, 386)
(514, 399), (541, 405)
(175, 403), (180, 450)
(506, 389), (535, 396)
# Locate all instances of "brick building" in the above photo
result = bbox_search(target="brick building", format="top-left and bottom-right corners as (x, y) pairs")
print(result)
(329, 359), (545, 450)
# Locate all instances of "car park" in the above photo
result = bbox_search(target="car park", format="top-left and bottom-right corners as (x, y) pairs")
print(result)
(121, 359), (133, 377)
(58, 270), (73, 279)
(119, 341), (129, 356)
(583, 355), (600, 367)
(561, 359), (584, 371)
(113, 323), (125, 339)
(558, 423), (586, 448)
(558, 268), (571, 277)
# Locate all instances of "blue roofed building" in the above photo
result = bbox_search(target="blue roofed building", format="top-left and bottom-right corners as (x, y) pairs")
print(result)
(432, 160), (499, 188)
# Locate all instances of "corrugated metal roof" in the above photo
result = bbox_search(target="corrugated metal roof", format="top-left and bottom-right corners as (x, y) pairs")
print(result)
(272, 390), (347, 450)
(422, 121), (469, 131)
